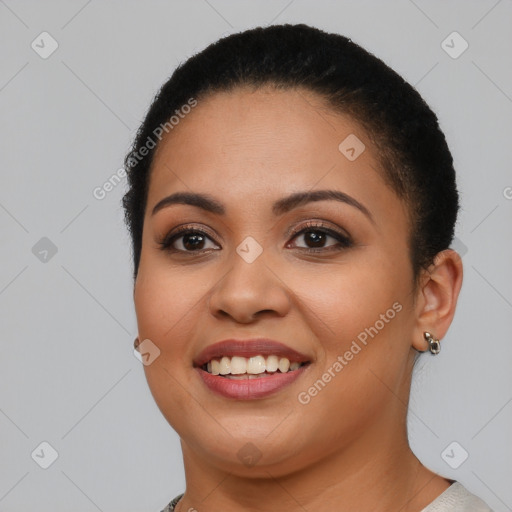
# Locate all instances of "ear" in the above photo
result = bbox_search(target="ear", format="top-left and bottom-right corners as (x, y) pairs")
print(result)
(411, 249), (464, 352)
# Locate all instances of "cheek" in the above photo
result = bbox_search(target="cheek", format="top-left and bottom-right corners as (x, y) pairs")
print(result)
(133, 264), (208, 430)
(133, 262), (204, 374)
(288, 264), (411, 435)
(288, 256), (408, 345)
(134, 258), (210, 347)
(288, 253), (413, 405)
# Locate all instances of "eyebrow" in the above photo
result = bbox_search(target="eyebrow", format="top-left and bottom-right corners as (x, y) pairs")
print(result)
(151, 189), (374, 223)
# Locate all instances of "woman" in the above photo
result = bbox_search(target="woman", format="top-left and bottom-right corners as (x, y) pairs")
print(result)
(122, 24), (493, 511)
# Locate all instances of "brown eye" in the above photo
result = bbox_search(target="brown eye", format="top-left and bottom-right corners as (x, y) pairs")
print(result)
(288, 222), (352, 252)
(296, 230), (329, 248)
(159, 227), (219, 253)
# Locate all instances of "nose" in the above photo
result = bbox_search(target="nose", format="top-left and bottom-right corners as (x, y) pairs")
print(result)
(207, 247), (291, 323)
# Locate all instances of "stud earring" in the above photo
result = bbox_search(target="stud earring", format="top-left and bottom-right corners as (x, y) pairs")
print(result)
(424, 331), (440, 355)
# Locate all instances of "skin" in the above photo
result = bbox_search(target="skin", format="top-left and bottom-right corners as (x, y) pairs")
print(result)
(133, 85), (463, 512)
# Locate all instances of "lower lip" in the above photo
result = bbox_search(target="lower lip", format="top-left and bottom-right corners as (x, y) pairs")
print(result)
(196, 366), (309, 400)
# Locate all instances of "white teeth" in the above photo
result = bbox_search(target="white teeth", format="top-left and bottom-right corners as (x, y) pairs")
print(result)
(219, 356), (231, 375)
(203, 355), (306, 376)
(278, 357), (290, 373)
(230, 356), (247, 375)
(247, 355), (266, 374)
(266, 355), (279, 372)
(211, 359), (220, 375)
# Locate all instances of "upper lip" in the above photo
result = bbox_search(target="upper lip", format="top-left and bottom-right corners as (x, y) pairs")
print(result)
(193, 339), (311, 368)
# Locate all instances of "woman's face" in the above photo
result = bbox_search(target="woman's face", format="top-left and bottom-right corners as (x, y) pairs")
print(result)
(134, 86), (419, 476)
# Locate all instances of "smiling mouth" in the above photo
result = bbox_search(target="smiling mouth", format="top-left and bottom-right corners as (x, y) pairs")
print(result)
(200, 355), (310, 379)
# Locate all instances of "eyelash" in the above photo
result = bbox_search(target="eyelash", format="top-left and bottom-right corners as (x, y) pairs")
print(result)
(158, 221), (353, 255)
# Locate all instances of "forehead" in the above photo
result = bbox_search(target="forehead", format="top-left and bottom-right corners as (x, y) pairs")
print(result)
(146, 86), (398, 220)
(152, 86), (371, 164)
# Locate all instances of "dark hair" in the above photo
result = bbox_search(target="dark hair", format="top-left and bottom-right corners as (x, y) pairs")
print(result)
(122, 23), (458, 283)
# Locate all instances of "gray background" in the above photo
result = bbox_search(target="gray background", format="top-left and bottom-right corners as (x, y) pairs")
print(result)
(1, 1), (511, 511)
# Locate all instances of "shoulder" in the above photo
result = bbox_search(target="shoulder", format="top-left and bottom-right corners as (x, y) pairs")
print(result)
(159, 493), (184, 512)
(421, 482), (493, 512)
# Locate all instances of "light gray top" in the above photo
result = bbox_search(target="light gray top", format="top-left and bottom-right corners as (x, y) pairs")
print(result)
(161, 481), (493, 511)
(421, 482), (493, 512)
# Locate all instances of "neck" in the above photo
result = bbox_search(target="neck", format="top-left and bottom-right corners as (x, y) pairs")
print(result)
(175, 410), (450, 512)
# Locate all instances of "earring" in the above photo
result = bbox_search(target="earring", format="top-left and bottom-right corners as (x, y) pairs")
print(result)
(133, 336), (140, 350)
(424, 331), (440, 355)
